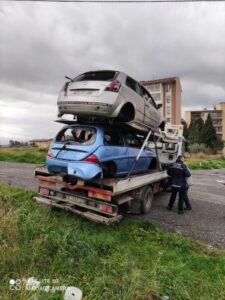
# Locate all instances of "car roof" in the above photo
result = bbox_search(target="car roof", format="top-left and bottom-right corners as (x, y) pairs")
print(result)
(76, 70), (128, 78)
(81, 69), (121, 74)
(60, 123), (147, 136)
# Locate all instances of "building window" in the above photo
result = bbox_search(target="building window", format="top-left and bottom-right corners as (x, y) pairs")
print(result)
(213, 120), (222, 126)
(166, 117), (171, 122)
(148, 83), (160, 92)
(165, 83), (171, 92)
(216, 126), (223, 132)
(210, 111), (222, 118)
(191, 112), (201, 119)
(166, 107), (171, 115)
(166, 95), (171, 104)
(152, 93), (161, 102)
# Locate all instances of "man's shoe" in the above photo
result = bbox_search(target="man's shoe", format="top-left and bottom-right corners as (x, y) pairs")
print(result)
(166, 206), (172, 211)
(178, 210), (184, 214)
(184, 207), (192, 210)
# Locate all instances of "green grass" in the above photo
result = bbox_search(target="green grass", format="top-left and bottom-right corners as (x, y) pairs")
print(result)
(0, 147), (46, 164)
(0, 183), (225, 299)
(186, 155), (225, 170)
(1, 147), (225, 171)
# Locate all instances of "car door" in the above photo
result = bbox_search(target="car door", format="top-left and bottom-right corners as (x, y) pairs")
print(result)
(122, 76), (145, 123)
(97, 129), (129, 175)
(125, 133), (151, 172)
(139, 85), (160, 129)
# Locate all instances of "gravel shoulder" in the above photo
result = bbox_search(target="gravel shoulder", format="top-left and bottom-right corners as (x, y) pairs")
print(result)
(0, 161), (225, 248)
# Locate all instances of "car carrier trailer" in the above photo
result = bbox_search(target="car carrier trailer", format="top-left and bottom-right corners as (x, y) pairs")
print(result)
(33, 124), (186, 224)
(33, 166), (168, 225)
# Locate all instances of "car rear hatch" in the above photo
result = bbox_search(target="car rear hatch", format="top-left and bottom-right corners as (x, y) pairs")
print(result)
(49, 144), (103, 180)
(61, 70), (119, 100)
(51, 144), (96, 161)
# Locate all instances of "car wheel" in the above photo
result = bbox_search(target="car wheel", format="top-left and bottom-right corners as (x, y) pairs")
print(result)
(102, 162), (116, 177)
(148, 158), (157, 170)
(141, 186), (153, 214)
(117, 103), (135, 122)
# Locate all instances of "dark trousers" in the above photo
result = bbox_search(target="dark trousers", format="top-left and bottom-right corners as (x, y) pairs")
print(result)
(168, 187), (189, 211)
(183, 188), (192, 209)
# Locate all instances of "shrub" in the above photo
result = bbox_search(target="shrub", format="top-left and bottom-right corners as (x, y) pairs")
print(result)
(189, 143), (209, 154)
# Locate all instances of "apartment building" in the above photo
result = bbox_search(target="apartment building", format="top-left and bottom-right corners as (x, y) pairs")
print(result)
(140, 77), (182, 125)
(185, 102), (225, 143)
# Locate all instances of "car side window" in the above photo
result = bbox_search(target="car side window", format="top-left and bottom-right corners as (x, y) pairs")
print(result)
(126, 77), (142, 96)
(104, 130), (124, 146)
(125, 133), (142, 148)
(140, 85), (157, 108)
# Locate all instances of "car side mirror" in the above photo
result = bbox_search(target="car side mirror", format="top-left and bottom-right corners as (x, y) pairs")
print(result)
(156, 103), (162, 109)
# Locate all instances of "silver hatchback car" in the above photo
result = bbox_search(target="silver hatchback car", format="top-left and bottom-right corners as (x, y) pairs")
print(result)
(57, 70), (164, 132)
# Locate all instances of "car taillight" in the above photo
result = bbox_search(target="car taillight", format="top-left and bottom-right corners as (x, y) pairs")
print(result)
(100, 204), (113, 213)
(83, 154), (99, 163)
(105, 80), (121, 92)
(47, 151), (54, 157)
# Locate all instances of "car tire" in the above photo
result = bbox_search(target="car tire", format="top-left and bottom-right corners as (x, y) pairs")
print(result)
(117, 103), (135, 122)
(148, 158), (157, 170)
(141, 186), (153, 214)
(102, 162), (116, 177)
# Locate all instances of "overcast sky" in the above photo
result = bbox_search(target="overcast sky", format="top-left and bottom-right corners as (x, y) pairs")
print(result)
(0, 0), (225, 143)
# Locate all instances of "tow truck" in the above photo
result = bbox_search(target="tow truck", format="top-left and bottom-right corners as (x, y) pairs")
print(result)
(33, 124), (184, 224)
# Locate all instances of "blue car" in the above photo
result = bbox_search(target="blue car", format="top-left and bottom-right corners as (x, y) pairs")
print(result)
(47, 124), (156, 180)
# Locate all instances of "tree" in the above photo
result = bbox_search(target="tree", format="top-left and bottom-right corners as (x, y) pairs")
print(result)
(201, 114), (217, 149)
(181, 119), (189, 139)
(188, 118), (204, 144)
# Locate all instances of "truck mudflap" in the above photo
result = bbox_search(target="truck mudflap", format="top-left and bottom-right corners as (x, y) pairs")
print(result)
(33, 187), (122, 225)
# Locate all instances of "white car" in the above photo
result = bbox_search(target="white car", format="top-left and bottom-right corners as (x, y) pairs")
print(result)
(57, 70), (165, 132)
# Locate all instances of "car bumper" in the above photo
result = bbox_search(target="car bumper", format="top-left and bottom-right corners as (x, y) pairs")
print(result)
(58, 101), (114, 116)
(47, 158), (103, 180)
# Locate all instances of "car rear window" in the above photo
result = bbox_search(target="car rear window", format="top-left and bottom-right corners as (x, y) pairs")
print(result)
(56, 126), (96, 146)
(74, 71), (117, 82)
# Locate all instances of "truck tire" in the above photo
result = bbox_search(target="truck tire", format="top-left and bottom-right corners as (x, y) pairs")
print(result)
(131, 185), (153, 214)
(141, 186), (153, 214)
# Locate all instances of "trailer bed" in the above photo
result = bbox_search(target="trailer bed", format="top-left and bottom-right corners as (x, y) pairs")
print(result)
(34, 166), (168, 224)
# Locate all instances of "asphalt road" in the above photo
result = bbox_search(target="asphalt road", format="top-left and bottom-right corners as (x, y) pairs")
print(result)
(0, 161), (225, 248)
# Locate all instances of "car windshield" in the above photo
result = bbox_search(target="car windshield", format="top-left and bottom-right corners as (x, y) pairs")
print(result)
(56, 126), (96, 146)
(74, 71), (117, 82)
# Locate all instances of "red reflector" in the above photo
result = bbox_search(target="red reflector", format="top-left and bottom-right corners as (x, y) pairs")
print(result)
(40, 188), (50, 195)
(83, 154), (99, 163)
(47, 151), (53, 157)
(105, 80), (121, 92)
(100, 204), (113, 213)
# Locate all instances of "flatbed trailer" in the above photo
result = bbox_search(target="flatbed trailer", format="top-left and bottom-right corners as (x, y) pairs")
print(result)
(34, 166), (168, 224)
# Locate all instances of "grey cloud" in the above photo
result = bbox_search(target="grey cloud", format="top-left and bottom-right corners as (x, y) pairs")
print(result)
(0, 1), (225, 142)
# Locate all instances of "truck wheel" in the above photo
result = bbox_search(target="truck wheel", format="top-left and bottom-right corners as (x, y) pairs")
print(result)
(141, 186), (153, 214)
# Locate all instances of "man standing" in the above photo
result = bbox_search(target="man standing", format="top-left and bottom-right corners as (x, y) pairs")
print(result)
(167, 155), (191, 214)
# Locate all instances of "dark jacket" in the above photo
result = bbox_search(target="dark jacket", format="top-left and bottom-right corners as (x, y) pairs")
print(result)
(167, 160), (191, 189)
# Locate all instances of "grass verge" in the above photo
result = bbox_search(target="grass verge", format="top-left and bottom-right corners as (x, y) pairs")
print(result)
(186, 155), (225, 170)
(0, 147), (46, 164)
(1, 148), (225, 171)
(0, 183), (225, 300)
